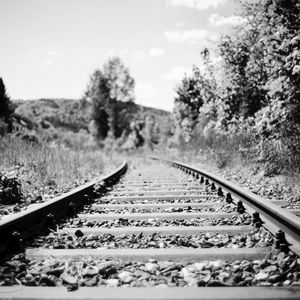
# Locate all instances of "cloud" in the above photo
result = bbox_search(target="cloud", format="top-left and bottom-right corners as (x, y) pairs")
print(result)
(164, 29), (208, 44)
(44, 59), (52, 65)
(176, 21), (185, 27)
(136, 83), (158, 102)
(133, 48), (165, 61)
(163, 66), (192, 82)
(108, 48), (165, 62)
(47, 50), (62, 56)
(167, 0), (226, 11)
(132, 50), (147, 62)
(209, 14), (247, 26)
(149, 48), (165, 57)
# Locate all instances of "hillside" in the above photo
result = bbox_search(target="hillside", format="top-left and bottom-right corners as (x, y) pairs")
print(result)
(13, 98), (171, 146)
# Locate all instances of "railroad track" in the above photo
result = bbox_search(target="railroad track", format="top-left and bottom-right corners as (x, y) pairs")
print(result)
(0, 158), (300, 299)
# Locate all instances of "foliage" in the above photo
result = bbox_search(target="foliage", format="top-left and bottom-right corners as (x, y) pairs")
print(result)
(14, 96), (170, 150)
(15, 98), (90, 133)
(0, 134), (120, 204)
(170, 0), (300, 173)
(0, 78), (14, 134)
(84, 57), (135, 141)
(172, 51), (218, 143)
(0, 171), (22, 204)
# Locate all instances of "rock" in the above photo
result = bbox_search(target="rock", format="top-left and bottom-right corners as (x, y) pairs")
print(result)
(277, 252), (285, 265)
(46, 266), (65, 276)
(106, 279), (119, 287)
(159, 241), (166, 248)
(24, 274), (34, 281)
(118, 271), (133, 283)
(67, 284), (78, 291)
(258, 281), (272, 287)
(255, 271), (268, 281)
(39, 274), (56, 286)
(145, 262), (158, 272)
(193, 262), (205, 271)
(155, 283), (168, 288)
(84, 277), (98, 286)
(97, 262), (114, 274)
(202, 274), (211, 283)
(218, 272), (230, 281)
(62, 274), (78, 285)
(207, 280), (227, 287)
(264, 265), (277, 273)
(82, 266), (99, 277)
(268, 274), (281, 283)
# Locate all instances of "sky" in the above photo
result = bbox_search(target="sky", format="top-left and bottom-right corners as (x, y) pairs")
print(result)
(0, 0), (244, 111)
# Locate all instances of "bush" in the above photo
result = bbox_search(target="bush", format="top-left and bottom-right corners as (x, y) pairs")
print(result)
(0, 172), (22, 204)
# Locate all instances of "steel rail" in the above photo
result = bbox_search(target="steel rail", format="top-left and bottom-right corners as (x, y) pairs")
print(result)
(0, 161), (127, 255)
(151, 157), (300, 255)
(1, 158), (300, 299)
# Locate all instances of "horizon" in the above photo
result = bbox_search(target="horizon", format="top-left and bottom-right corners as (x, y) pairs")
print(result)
(1, 0), (242, 111)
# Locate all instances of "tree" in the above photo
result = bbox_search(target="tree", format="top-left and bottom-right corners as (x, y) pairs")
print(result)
(172, 62), (217, 143)
(83, 69), (110, 140)
(83, 57), (135, 141)
(103, 57), (135, 138)
(0, 78), (14, 133)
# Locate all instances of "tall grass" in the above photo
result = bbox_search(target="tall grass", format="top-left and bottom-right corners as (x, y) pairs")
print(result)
(0, 134), (121, 201)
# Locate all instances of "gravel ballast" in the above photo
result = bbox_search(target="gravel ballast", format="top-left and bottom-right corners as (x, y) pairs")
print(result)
(1, 252), (300, 288)
(28, 227), (273, 249)
(58, 213), (252, 228)
(83, 204), (236, 214)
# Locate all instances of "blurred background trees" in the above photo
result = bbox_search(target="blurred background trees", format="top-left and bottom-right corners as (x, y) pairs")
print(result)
(83, 57), (135, 142)
(2, 0), (299, 173)
(170, 0), (300, 172)
(0, 78), (14, 134)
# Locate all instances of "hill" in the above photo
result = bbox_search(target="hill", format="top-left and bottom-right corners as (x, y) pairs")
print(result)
(13, 98), (171, 146)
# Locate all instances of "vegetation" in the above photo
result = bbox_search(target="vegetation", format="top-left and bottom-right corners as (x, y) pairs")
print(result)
(0, 78), (14, 134)
(171, 0), (300, 174)
(83, 57), (136, 141)
(1, 0), (299, 210)
(0, 134), (120, 206)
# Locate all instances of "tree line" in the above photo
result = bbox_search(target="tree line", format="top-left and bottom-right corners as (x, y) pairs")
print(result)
(172, 0), (300, 171)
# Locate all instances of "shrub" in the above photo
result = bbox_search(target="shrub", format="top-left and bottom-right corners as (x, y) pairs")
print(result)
(0, 172), (22, 204)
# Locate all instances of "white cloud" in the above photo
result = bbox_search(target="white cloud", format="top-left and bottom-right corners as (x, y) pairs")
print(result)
(163, 66), (192, 82)
(209, 14), (247, 26)
(176, 21), (185, 27)
(133, 48), (165, 61)
(108, 48), (165, 62)
(132, 50), (147, 62)
(136, 83), (172, 110)
(120, 48), (129, 55)
(167, 0), (226, 11)
(47, 50), (62, 56)
(164, 29), (208, 44)
(149, 48), (165, 57)
(44, 59), (52, 65)
(136, 83), (158, 102)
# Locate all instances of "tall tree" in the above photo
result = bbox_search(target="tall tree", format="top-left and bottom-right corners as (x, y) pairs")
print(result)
(0, 78), (14, 133)
(172, 64), (216, 143)
(83, 70), (110, 140)
(102, 57), (135, 138)
(83, 57), (135, 141)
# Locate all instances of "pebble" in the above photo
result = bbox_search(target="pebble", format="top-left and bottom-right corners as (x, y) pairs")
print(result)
(62, 274), (78, 285)
(118, 271), (133, 283)
(106, 279), (119, 287)
(255, 271), (268, 281)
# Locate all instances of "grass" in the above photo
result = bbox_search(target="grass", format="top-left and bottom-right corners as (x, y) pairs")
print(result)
(156, 140), (300, 203)
(0, 134), (121, 203)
